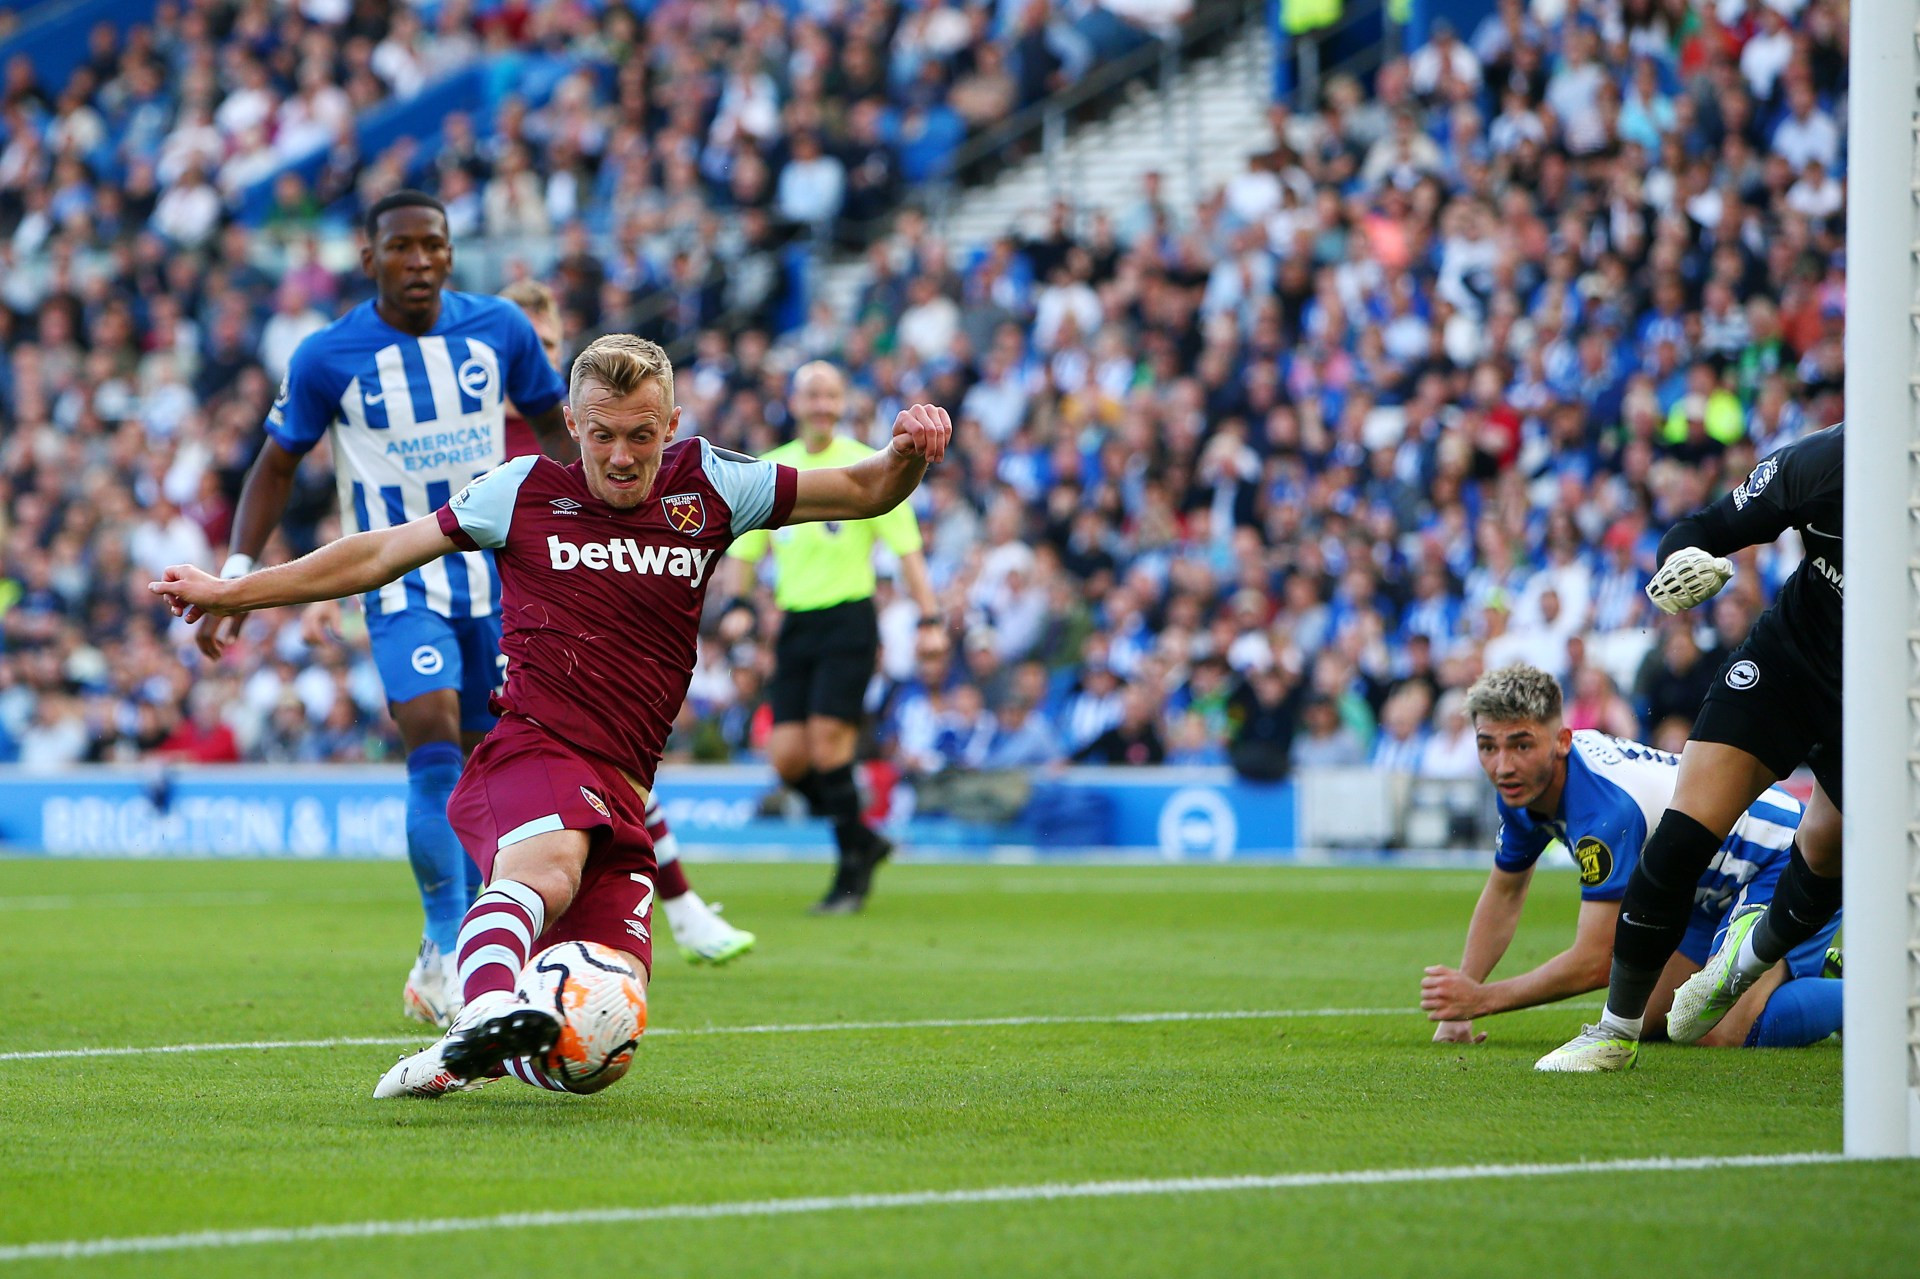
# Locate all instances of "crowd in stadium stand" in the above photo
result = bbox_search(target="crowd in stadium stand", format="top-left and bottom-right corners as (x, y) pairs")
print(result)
(0, 0), (1850, 813)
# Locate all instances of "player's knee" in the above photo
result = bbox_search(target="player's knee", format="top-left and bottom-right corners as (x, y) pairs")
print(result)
(767, 729), (810, 782)
(1797, 787), (1843, 876)
(1670, 744), (1776, 835)
(493, 833), (589, 918)
(391, 690), (463, 751)
(805, 718), (856, 768)
(1635, 810), (1724, 894)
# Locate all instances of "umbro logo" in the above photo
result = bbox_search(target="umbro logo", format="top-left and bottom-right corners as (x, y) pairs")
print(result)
(550, 498), (581, 515)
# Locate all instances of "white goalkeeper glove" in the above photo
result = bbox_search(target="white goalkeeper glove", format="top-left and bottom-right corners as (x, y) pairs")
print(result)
(1645, 547), (1734, 615)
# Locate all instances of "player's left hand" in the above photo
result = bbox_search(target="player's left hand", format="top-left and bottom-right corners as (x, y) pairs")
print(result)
(889, 403), (951, 464)
(150, 565), (237, 625)
(1421, 965), (1486, 1024)
(1646, 546), (1734, 615)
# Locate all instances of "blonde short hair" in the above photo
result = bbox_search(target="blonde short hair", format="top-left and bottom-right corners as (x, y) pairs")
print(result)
(569, 333), (674, 409)
(498, 278), (557, 319)
(1464, 663), (1563, 727)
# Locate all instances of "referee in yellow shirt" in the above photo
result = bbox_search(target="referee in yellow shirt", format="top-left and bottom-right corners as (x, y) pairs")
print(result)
(726, 361), (947, 913)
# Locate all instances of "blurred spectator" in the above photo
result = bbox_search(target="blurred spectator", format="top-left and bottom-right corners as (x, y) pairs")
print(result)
(1071, 682), (1166, 766)
(1636, 625), (1722, 730)
(979, 688), (1063, 768)
(1291, 694), (1366, 769)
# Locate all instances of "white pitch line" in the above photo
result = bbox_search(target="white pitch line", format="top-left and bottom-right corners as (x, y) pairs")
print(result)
(0, 1152), (1853, 1263)
(0, 1006), (1458, 1063)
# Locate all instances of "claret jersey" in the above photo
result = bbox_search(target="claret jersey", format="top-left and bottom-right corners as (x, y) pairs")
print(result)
(436, 438), (797, 785)
(1494, 730), (1801, 914)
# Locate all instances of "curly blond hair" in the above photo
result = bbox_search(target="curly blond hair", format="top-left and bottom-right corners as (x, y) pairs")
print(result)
(1464, 664), (1563, 727)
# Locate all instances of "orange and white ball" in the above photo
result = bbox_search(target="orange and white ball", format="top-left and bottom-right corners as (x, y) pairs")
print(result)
(516, 941), (647, 1094)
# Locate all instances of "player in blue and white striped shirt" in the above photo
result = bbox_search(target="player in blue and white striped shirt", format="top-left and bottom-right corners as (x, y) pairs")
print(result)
(1421, 664), (1840, 1054)
(198, 191), (570, 1024)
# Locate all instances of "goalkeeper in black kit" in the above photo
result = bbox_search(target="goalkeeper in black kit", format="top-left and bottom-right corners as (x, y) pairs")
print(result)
(1538, 424), (1846, 1071)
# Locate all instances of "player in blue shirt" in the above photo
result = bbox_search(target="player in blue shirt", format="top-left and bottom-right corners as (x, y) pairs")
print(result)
(197, 191), (571, 1025)
(1421, 664), (1841, 1050)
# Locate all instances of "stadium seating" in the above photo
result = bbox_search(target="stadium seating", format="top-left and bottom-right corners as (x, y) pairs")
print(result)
(0, 0), (1851, 819)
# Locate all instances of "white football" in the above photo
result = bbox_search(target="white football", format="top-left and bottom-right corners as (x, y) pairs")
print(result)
(515, 941), (648, 1094)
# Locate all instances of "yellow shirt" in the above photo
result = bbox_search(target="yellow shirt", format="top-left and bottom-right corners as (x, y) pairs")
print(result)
(726, 435), (924, 612)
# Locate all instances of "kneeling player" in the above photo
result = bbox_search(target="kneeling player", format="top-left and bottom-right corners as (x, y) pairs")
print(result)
(1421, 664), (1840, 1050)
(151, 335), (952, 1097)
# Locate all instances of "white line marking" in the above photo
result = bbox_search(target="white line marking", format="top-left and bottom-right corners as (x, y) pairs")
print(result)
(895, 876), (1481, 896)
(0, 1152), (1852, 1262)
(1, 1004), (1543, 1063)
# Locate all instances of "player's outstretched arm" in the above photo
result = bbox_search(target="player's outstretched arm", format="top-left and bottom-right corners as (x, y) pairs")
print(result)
(1646, 437), (1824, 613)
(1423, 865), (1530, 1039)
(150, 516), (457, 623)
(788, 404), (951, 524)
(1436, 896), (1618, 1024)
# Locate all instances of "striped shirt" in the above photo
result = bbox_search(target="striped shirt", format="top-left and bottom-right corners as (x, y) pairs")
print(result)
(1495, 731), (1800, 913)
(264, 290), (566, 618)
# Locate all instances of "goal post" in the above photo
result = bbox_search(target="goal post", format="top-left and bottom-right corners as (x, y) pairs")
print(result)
(1841, 0), (1920, 1158)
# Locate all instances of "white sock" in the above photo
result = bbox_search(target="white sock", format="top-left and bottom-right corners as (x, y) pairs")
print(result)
(1733, 925), (1771, 981)
(1598, 1007), (1644, 1040)
(660, 888), (709, 938)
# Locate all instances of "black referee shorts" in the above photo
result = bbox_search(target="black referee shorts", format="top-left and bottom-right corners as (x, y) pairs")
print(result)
(1690, 612), (1842, 808)
(769, 597), (880, 725)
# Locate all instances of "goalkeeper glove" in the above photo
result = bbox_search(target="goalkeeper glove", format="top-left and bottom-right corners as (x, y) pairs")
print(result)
(1645, 547), (1734, 615)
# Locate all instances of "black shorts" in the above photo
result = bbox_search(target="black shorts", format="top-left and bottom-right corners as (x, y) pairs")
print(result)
(1690, 612), (1842, 807)
(769, 597), (879, 725)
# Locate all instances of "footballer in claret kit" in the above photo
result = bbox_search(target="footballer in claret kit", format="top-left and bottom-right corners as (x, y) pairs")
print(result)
(150, 334), (953, 1099)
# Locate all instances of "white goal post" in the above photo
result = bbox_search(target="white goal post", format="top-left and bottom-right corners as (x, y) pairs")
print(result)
(1842, 0), (1920, 1158)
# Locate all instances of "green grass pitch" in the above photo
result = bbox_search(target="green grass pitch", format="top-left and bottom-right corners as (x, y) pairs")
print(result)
(1, 858), (1916, 1278)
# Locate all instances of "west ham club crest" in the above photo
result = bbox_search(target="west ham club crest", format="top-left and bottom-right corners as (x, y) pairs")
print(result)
(661, 492), (706, 536)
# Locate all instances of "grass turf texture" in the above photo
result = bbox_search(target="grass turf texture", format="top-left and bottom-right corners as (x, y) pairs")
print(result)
(0, 859), (1914, 1278)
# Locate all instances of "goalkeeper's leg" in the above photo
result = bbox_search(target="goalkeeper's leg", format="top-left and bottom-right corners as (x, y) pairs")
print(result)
(1599, 743), (1778, 1036)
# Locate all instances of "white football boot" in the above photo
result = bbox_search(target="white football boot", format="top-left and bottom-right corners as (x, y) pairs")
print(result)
(1666, 904), (1766, 1045)
(1534, 1024), (1639, 1072)
(401, 939), (454, 1027)
(663, 892), (757, 965)
(374, 988), (564, 1099)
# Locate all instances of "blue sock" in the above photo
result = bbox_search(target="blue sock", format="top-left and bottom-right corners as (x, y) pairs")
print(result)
(405, 741), (468, 955)
(1745, 977), (1844, 1047)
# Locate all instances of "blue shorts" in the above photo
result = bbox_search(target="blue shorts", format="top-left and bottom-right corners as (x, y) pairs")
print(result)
(366, 609), (503, 734)
(1678, 860), (1842, 981)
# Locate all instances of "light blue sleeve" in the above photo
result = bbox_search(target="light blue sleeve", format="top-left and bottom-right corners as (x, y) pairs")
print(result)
(1569, 775), (1649, 902)
(698, 437), (785, 534)
(442, 455), (539, 550)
